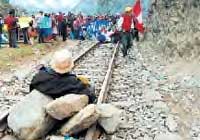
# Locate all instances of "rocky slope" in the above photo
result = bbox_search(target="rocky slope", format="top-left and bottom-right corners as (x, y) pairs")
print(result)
(147, 0), (200, 61)
(0, 0), (27, 16)
(0, 2), (12, 15)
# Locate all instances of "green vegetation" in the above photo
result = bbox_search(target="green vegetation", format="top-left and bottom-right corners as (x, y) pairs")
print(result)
(0, 0), (9, 4)
(0, 43), (58, 71)
(0, 0), (12, 15)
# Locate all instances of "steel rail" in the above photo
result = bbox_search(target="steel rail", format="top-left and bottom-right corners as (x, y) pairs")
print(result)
(85, 42), (120, 140)
(0, 41), (98, 125)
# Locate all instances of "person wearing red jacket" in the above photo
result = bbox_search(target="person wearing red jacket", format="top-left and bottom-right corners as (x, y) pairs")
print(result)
(57, 12), (64, 36)
(4, 9), (18, 48)
(118, 7), (134, 57)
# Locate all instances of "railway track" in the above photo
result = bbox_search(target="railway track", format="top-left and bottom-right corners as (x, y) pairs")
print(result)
(0, 41), (120, 140)
(0, 41), (98, 125)
(73, 43), (118, 94)
(85, 42), (119, 140)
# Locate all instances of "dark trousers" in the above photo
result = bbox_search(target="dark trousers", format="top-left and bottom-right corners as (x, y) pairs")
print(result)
(22, 27), (29, 44)
(16, 28), (19, 41)
(0, 33), (2, 48)
(132, 28), (139, 42)
(8, 29), (18, 48)
(58, 22), (62, 36)
(111, 32), (121, 44)
(38, 28), (44, 43)
(74, 28), (80, 40)
(62, 30), (67, 41)
(61, 26), (67, 41)
(121, 31), (132, 57)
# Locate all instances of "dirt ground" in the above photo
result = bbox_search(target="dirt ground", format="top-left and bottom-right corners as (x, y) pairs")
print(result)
(0, 40), (79, 81)
(138, 41), (200, 139)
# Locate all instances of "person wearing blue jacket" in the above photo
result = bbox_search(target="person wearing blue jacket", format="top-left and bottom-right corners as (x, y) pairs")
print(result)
(43, 14), (52, 39)
(37, 11), (45, 43)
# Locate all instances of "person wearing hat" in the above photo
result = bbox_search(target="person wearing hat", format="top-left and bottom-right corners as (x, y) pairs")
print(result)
(117, 6), (134, 57)
(30, 49), (96, 103)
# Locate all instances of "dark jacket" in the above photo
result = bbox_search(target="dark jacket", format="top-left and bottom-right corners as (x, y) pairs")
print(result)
(0, 18), (3, 34)
(61, 19), (67, 32)
(30, 66), (96, 103)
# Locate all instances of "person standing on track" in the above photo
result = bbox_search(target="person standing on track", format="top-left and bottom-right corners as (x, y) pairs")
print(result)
(118, 7), (134, 57)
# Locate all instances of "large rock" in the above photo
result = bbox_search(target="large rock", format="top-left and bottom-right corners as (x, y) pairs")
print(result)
(46, 94), (89, 120)
(0, 132), (3, 139)
(97, 104), (123, 134)
(60, 104), (100, 135)
(47, 135), (77, 140)
(0, 120), (7, 132)
(47, 136), (63, 140)
(0, 135), (18, 140)
(7, 90), (56, 140)
(154, 133), (182, 140)
(165, 115), (178, 132)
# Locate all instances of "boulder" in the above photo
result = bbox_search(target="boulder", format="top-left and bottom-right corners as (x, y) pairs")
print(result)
(47, 135), (77, 140)
(1, 135), (19, 140)
(165, 115), (178, 132)
(7, 90), (56, 140)
(47, 136), (63, 140)
(111, 135), (124, 140)
(0, 120), (7, 132)
(97, 104), (123, 134)
(60, 104), (100, 135)
(154, 133), (182, 140)
(0, 132), (3, 139)
(46, 94), (89, 120)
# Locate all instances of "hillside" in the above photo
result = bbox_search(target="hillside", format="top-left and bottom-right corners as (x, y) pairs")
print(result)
(146, 0), (200, 61)
(74, 0), (136, 14)
(0, 0), (12, 15)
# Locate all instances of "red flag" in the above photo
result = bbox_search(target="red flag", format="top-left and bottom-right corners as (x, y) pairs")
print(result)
(133, 0), (145, 33)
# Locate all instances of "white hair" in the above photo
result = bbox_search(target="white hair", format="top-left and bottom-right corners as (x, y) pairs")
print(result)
(50, 49), (74, 73)
(52, 49), (72, 63)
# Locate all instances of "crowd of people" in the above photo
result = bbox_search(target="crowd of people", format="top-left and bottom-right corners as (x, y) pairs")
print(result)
(29, 6), (142, 107)
(0, 7), (142, 57)
(30, 6), (143, 104)
(0, 9), (119, 47)
(0, 6), (143, 114)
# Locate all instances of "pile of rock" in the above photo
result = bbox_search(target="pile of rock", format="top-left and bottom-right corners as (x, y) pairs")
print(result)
(0, 90), (123, 140)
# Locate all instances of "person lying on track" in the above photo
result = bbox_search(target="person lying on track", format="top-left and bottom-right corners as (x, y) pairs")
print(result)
(30, 49), (96, 103)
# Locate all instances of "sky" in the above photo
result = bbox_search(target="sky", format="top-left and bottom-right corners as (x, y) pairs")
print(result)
(9, 0), (81, 12)
(9, 0), (150, 16)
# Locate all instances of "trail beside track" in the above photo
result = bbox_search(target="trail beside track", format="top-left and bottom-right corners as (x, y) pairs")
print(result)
(0, 40), (200, 140)
(105, 43), (200, 140)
